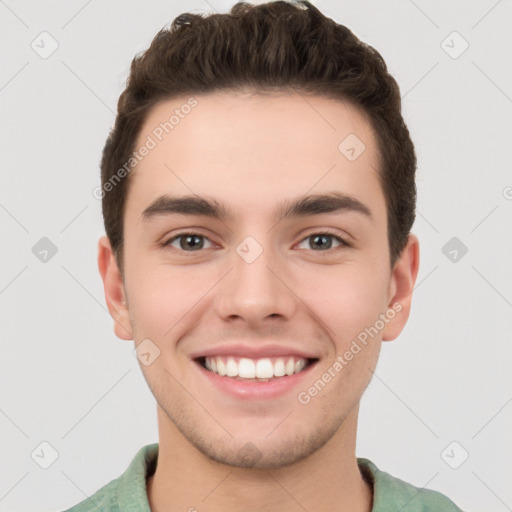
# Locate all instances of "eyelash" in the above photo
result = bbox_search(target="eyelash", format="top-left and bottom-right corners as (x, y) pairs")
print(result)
(160, 230), (351, 254)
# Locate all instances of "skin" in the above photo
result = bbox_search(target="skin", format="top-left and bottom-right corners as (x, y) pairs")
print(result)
(98, 91), (419, 512)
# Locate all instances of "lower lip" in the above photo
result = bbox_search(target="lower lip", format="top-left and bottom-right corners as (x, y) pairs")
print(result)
(193, 359), (318, 400)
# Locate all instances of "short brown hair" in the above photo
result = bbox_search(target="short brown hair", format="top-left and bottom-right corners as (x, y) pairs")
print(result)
(100, 0), (416, 273)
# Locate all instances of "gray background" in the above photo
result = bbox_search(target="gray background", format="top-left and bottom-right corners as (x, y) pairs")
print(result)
(1, 0), (511, 510)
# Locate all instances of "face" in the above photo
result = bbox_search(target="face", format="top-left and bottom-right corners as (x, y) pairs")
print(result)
(99, 91), (418, 469)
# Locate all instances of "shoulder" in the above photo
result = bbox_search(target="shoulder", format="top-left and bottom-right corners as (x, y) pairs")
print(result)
(61, 478), (119, 512)
(357, 458), (467, 512)
(61, 443), (159, 512)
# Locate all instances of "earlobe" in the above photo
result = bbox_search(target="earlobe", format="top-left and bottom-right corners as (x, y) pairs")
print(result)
(97, 235), (133, 340)
(382, 234), (420, 342)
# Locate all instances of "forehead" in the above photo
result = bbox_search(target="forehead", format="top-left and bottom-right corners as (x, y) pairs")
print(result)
(125, 91), (384, 223)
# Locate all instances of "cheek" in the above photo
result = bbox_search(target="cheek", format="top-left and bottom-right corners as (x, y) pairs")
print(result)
(301, 266), (389, 342)
(126, 265), (202, 339)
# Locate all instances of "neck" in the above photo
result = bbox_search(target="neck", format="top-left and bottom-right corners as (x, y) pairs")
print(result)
(147, 405), (373, 512)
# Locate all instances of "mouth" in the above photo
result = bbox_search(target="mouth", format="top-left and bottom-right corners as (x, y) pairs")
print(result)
(194, 355), (319, 383)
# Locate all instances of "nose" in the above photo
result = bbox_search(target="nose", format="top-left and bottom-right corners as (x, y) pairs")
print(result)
(212, 238), (297, 328)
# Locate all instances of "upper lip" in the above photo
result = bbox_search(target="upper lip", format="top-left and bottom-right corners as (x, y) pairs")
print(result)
(190, 343), (320, 360)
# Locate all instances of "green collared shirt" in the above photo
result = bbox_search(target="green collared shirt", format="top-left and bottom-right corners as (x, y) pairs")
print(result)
(63, 443), (466, 511)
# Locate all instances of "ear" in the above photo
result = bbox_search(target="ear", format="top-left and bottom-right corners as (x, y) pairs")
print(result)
(97, 235), (133, 340)
(382, 233), (420, 342)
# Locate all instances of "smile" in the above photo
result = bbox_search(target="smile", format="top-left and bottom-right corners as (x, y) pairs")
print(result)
(199, 355), (315, 381)
(193, 355), (319, 399)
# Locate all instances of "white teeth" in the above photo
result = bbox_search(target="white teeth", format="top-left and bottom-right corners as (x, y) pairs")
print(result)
(217, 359), (226, 376)
(295, 359), (306, 373)
(256, 359), (273, 378)
(274, 358), (285, 377)
(285, 358), (295, 376)
(203, 356), (311, 379)
(226, 357), (238, 377)
(238, 358), (256, 378)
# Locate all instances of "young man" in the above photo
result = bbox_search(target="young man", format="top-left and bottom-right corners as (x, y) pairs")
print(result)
(66, 1), (466, 510)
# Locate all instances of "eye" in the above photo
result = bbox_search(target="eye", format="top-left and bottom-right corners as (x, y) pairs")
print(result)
(161, 231), (350, 253)
(297, 232), (350, 251)
(163, 233), (214, 252)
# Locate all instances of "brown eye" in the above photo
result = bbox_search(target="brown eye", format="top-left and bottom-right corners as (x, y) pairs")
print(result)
(164, 233), (213, 251)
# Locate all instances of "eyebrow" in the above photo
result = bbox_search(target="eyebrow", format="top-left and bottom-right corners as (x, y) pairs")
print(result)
(140, 192), (372, 224)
